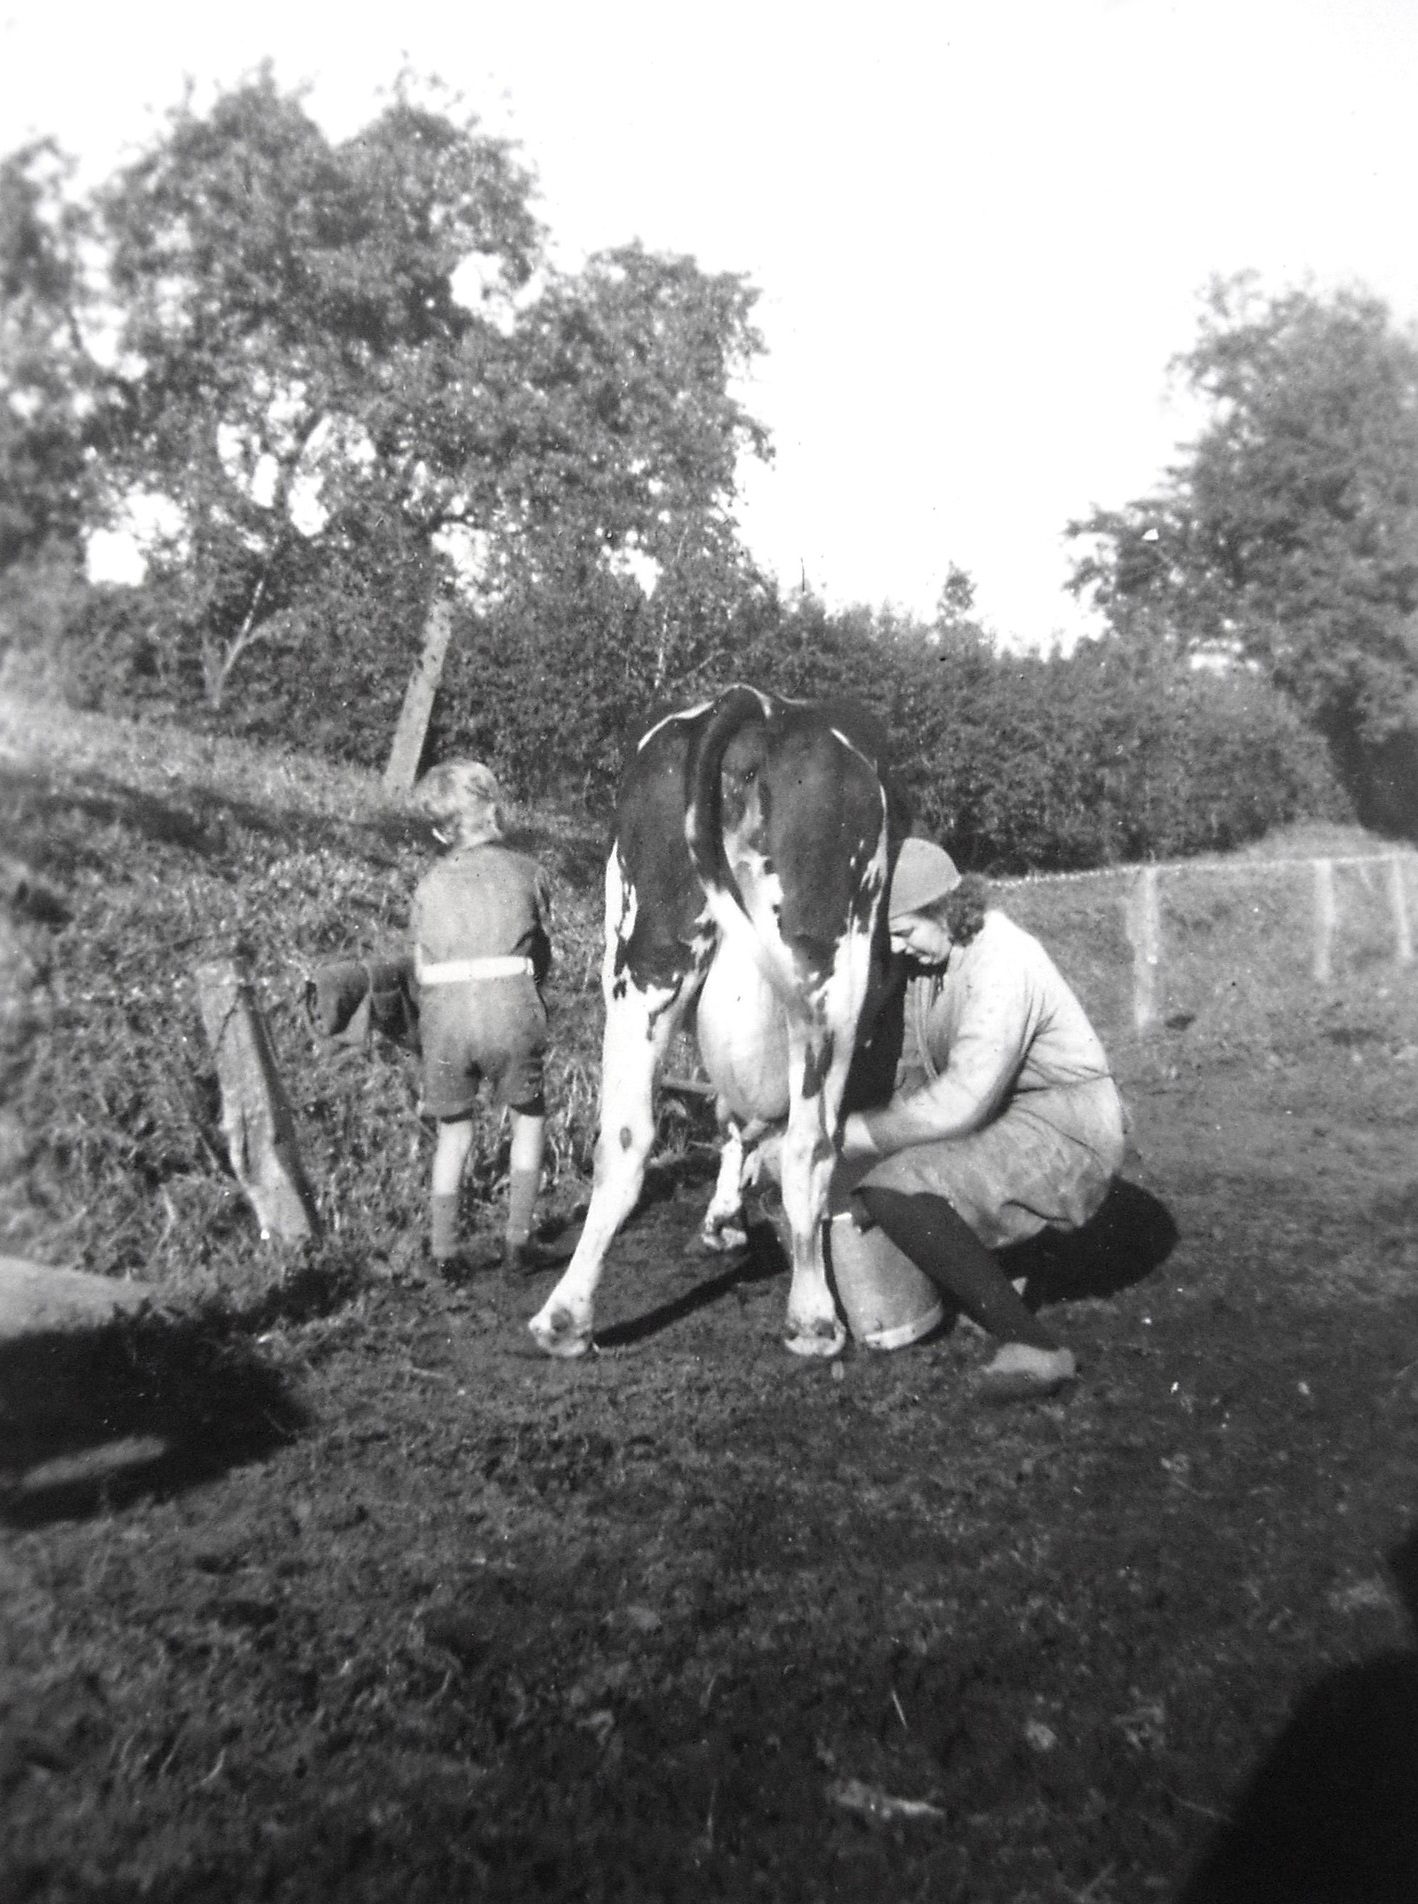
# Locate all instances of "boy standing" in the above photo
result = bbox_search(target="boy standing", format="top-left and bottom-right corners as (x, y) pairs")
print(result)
(410, 760), (555, 1275)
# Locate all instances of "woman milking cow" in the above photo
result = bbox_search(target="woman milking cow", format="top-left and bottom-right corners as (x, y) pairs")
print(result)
(822, 837), (1126, 1400)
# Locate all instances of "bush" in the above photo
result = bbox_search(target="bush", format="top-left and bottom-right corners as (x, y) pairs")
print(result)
(11, 562), (1351, 872)
(219, 534), (432, 768)
(899, 641), (1350, 872)
(437, 568), (662, 800)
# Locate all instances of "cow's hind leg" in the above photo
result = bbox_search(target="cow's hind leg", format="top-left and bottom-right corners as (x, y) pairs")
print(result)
(779, 900), (885, 1357)
(779, 1020), (850, 1358)
(527, 967), (692, 1356)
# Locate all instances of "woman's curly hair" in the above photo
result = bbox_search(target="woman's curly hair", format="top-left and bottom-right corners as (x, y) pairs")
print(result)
(935, 873), (990, 946)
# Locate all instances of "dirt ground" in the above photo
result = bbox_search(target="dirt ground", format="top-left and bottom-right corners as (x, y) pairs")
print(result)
(3, 995), (1418, 1903)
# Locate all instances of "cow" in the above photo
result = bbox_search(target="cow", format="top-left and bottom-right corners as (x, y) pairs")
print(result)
(527, 684), (908, 1360)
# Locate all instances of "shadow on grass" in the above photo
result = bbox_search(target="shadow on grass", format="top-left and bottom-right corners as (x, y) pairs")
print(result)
(1179, 1525), (1418, 1904)
(593, 1218), (787, 1350)
(1001, 1177), (1180, 1307)
(0, 759), (424, 878)
(542, 1146), (725, 1253)
(0, 1310), (311, 1529)
(557, 1174), (1179, 1352)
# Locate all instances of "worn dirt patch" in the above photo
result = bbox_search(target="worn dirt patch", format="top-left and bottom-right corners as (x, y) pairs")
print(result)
(3, 1030), (1418, 1902)
(2, 700), (1416, 1901)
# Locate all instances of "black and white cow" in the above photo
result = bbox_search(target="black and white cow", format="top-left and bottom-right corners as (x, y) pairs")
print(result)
(528, 684), (907, 1360)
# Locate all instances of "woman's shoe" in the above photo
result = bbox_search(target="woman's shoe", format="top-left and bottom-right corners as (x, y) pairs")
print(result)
(978, 1342), (1077, 1401)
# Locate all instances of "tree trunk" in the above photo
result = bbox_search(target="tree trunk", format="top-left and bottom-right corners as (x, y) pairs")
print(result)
(384, 591), (454, 795)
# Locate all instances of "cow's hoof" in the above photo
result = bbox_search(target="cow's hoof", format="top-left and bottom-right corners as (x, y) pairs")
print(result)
(697, 1222), (748, 1254)
(784, 1320), (847, 1359)
(527, 1307), (592, 1359)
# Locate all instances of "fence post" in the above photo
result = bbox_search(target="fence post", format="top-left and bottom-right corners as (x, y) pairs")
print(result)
(195, 958), (321, 1244)
(1311, 859), (1336, 985)
(1389, 856), (1414, 967)
(1125, 866), (1162, 1034)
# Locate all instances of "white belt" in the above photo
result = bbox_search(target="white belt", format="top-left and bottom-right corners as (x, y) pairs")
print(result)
(416, 954), (535, 985)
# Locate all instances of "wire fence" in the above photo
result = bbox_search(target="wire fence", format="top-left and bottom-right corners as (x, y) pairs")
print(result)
(997, 849), (1418, 1035)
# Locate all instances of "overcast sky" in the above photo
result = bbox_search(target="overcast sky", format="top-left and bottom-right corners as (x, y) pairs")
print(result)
(4, 0), (1418, 648)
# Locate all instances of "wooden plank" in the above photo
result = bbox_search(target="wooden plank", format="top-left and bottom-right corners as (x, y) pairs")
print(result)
(384, 592), (454, 796)
(661, 1074), (716, 1100)
(195, 959), (321, 1244)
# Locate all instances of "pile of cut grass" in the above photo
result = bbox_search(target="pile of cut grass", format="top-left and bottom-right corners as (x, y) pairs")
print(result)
(0, 694), (627, 1317)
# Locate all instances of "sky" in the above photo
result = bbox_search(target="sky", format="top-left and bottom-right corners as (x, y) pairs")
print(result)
(4, 0), (1418, 650)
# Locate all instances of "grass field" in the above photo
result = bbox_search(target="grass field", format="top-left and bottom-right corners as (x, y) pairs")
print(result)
(2, 692), (1417, 1903)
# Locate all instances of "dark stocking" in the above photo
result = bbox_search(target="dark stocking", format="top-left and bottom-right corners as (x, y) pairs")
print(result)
(855, 1187), (1060, 1350)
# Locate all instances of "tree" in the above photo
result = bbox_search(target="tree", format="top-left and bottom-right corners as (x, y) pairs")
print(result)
(932, 562), (986, 643)
(95, 70), (543, 709)
(1069, 277), (1418, 829)
(0, 140), (99, 570)
(74, 70), (771, 726)
(466, 242), (770, 686)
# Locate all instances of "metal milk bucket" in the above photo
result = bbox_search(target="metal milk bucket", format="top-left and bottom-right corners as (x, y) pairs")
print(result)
(826, 1209), (945, 1350)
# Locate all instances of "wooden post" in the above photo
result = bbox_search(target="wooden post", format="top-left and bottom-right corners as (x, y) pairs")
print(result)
(1125, 866), (1162, 1034)
(1388, 856), (1414, 967)
(1311, 858), (1336, 984)
(384, 592), (454, 796)
(195, 958), (321, 1244)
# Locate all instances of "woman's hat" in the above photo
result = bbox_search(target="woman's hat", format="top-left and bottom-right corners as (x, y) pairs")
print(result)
(888, 838), (961, 921)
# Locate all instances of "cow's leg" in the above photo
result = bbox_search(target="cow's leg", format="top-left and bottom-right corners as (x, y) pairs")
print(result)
(698, 1112), (778, 1252)
(699, 1114), (750, 1252)
(527, 967), (692, 1356)
(779, 1021), (851, 1357)
(779, 908), (882, 1356)
(529, 847), (705, 1357)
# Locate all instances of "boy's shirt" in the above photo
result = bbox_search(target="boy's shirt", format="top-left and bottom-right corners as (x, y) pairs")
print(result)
(411, 844), (553, 982)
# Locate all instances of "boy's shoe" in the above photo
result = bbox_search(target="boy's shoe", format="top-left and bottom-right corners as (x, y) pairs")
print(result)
(501, 1238), (567, 1277)
(429, 1247), (471, 1282)
(431, 1243), (502, 1282)
(977, 1343), (1077, 1402)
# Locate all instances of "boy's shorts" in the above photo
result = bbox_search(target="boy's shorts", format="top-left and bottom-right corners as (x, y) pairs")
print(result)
(419, 978), (548, 1119)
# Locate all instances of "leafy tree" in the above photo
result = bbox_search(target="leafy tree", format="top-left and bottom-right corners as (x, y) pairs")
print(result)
(0, 140), (99, 570)
(95, 70), (542, 709)
(932, 561), (988, 645)
(1069, 277), (1418, 829)
(55, 68), (771, 728)
(428, 241), (773, 786)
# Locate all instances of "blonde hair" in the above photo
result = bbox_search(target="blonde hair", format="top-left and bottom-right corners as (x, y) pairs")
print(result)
(413, 759), (506, 848)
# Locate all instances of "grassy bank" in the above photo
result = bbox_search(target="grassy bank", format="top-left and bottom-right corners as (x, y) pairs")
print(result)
(2, 690), (1411, 1313)
(0, 694), (613, 1310)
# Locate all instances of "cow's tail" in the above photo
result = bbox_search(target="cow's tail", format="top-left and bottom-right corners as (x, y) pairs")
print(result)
(683, 683), (771, 924)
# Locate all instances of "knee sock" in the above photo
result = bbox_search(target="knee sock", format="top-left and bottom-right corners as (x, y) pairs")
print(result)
(856, 1187), (1059, 1350)
(505, 1166), (540, 1246)
(429, 1192), (461, 1261)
